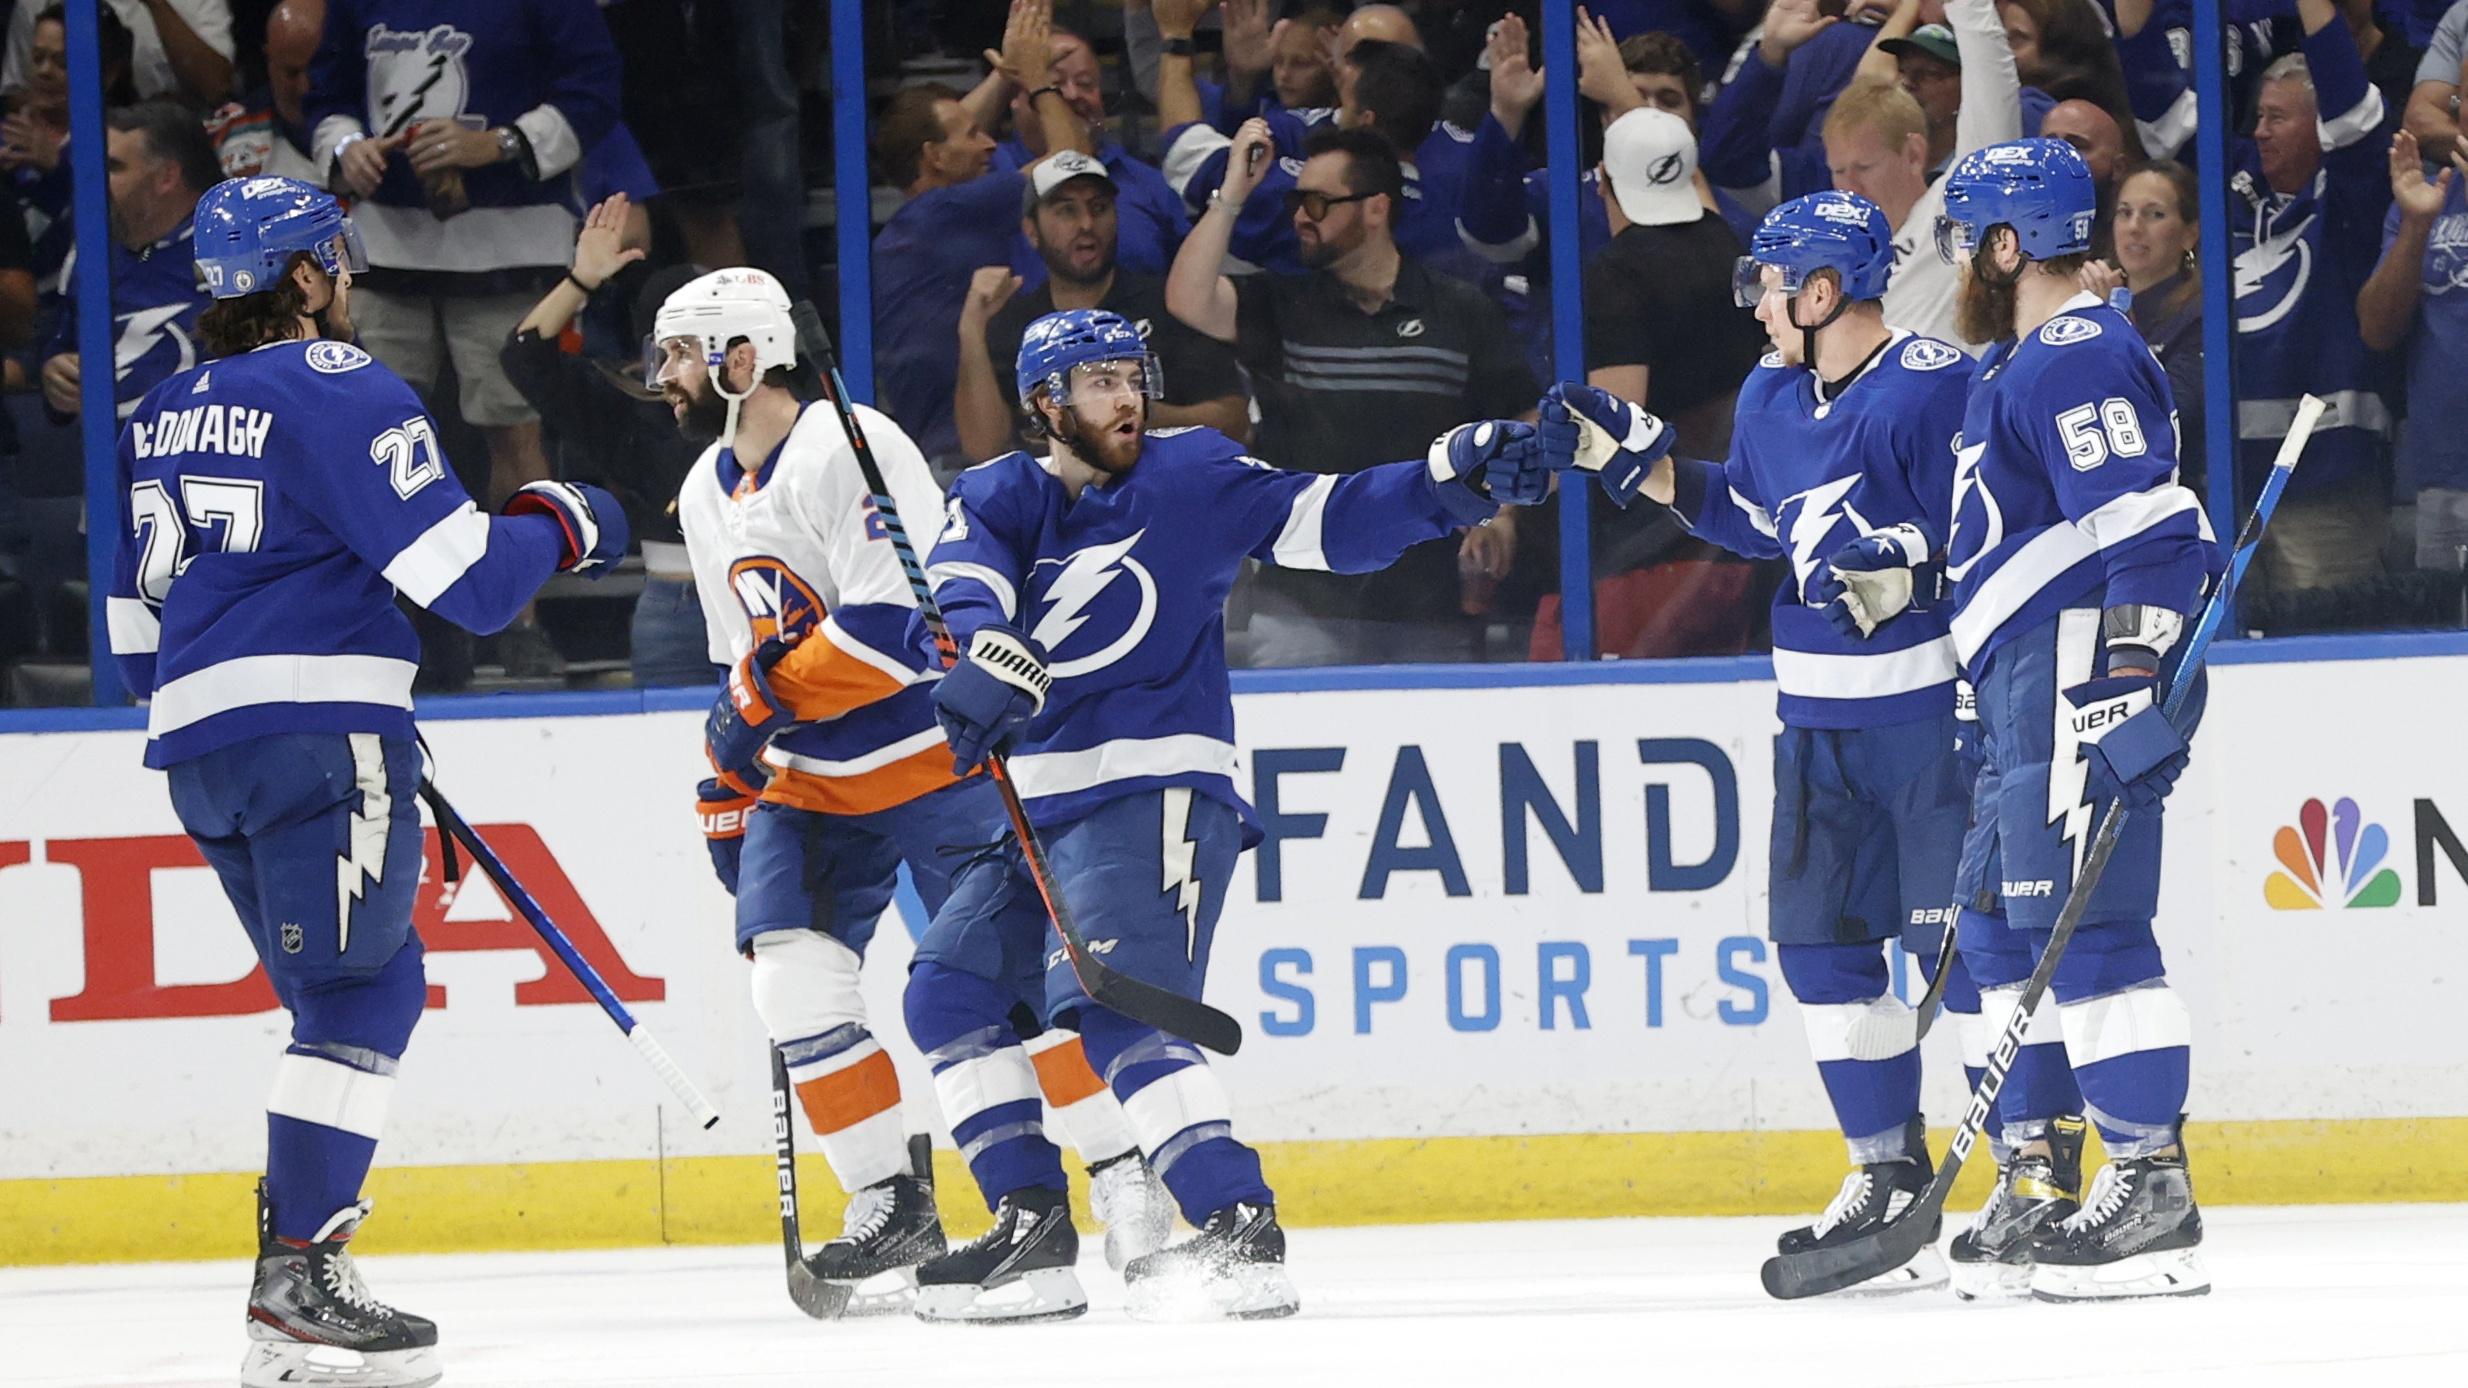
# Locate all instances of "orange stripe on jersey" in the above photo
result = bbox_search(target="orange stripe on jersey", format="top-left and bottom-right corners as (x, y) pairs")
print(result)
(766, 621), (911, 722)
(1030, 1036), (1108, 1107)
(793, 1050), (901, 1134)
(763, 742), (962, 818)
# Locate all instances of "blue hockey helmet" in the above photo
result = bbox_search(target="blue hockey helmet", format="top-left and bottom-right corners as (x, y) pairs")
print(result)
(192, 176), (366, 299)
(1015, 308), (1161, 410)
(1734, 190), (1895, 308)
(1935, 137), (2096, 266)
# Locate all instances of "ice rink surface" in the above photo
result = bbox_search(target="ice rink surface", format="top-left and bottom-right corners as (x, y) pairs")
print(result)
(12, 1205), (2468, 1388)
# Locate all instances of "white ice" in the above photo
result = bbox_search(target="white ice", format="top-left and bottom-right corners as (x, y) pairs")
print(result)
(11, 1206), (2468, 1388)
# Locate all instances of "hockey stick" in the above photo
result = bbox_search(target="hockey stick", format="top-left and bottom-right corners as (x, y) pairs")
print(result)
(785, 301), (1243, 1056)
(773, 1044), (937, 1318)
(418, 780), (722, 1129)
(1760, 394), (2325, 1301)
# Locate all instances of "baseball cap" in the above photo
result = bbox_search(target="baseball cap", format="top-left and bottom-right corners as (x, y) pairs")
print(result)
(1601, 108), (1702, 228)
(1022, 149), (1117, 214)
(1878, 24), (1961, 70)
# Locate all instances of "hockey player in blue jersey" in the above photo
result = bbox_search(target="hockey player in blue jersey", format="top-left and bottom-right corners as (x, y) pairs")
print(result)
(1909, 138), (2223, 1301)
(1549, 189), (2016, 1295)
(108, 177), (626, 1388)
(899, 308), (1568, 1323)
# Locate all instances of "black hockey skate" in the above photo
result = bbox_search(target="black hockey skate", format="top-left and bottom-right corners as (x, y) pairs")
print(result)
(1950, 1113), (2086, 1301)
(2028, 1141), (2209, 1302)
(913, 1186), (1088, 1324)
(1773, 1120), (1946, 1295)
(241, 1182), (441, 1388)
(801, 1173), (945, 1318)
(1088, 1151), (1173, 1271)
(1123, 1201), (1299, 1322)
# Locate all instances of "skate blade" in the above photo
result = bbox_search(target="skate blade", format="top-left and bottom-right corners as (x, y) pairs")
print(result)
(1950, 1253), (2036, 1302)
(833, 1265), (923, 1319)
(1829, 1244), (1949, 1298)
(2030, 1246), (2210, 1303)
(913, 1267), (1089, 1325)
(1125, 1261), (1300, 1323)
(241, 1340), (441, 1388)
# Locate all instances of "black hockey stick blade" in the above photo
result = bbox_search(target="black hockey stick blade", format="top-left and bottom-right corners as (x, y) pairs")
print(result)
(773, 1047), (853, 1320)
(1759, 1181), (1953, 1299)
(1909, 912), (1961, 1041)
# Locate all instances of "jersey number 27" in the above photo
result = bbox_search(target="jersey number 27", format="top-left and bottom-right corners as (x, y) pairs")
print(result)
(129, 476), (265, 602)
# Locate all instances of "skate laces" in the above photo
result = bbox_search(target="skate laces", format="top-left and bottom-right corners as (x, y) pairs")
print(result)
(2059, 1162), (2134, 1232)
(840, 1183), (897, 1241)
(1811, 1170), (1874, 1239)
(316, 1247), (396, 1318)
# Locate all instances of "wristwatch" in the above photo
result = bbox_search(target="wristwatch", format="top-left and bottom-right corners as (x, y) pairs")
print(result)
(494, 125), (523, 165)
(1161, 36), (1196, 56)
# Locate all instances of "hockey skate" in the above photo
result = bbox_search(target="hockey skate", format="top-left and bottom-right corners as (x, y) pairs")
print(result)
(1950, 1114), (2086, 1301)
(1773, 1122), (1947, 1295)
(801, 1173), (945, 1318)
(913, 1187), (1088, 1324)
(2028, 1145), (2210, 1302)
(1088, 1152), (1173, 1272)
(241, 1183), (440, 1388)
(1123, 1201), (1299, 1322)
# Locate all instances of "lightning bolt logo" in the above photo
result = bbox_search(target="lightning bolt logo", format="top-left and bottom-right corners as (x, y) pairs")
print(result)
(2046, 611), (2102, 879)
(1160, 788), (1203, 962)
(1781, 473), (1871, 597)
(1030, 531), (1159, 678)
(334, 734), (392, 954)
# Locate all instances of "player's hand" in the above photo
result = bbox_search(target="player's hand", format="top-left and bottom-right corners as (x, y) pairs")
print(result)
(2062, 673), (2188, 812)
(933, 624), (1051, 774)
(38, 352), (78, 415)
(1223, 0), (1274, 77)
(335, 130), (403, 196)
(1486, 14), (1546, 129)
(503, 479), (630, 574)
(707, 636), (799, 794)
(1544, 381), (1673, 508)
(696, 776), (758, 896)
(1222, 118), (1275, 205)
(571, 193), (647, 290)
(1809, 522), (1936, 638)
(961, 265), (1024, 332)
(407, 119), (502, 176)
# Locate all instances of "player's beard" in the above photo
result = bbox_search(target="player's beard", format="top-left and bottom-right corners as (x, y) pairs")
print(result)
(1055, 397), (1146, 475)
(1957, 257), (2020, 345)
(667, 376), (732, 443)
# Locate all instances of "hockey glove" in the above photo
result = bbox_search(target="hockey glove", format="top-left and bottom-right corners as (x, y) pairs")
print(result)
(1808, 523), (1940, 638)
(1426, 419), (1541, 519)
(1544, 381), (1674, 508)
(2062, 675), (2188, 813)
(706, 636), (798, 789)
(933, 624), (1051, 774)
(503, 480), (630, 575)
(696, 776), (757, 896)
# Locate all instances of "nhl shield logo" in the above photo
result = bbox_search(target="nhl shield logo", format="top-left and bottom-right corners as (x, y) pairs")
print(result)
(280, 922), (305, 954)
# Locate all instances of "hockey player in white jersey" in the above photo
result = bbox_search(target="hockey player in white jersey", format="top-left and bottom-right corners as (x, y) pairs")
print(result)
(659, 269), (1168, 1312)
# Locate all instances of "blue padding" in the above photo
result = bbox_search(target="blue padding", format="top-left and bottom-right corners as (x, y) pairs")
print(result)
(903, 961), (1015, 1057)
(1776, 941), (1892, 1006)
(287, 936), (426, 1059)
(2041, 918), (2166, 1004)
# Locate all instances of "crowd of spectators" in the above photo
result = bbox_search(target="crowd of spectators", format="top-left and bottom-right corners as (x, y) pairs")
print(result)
(11, 0), (2468, 703)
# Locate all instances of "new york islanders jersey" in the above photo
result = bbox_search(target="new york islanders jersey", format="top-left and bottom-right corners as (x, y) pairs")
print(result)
(1671, 331), (1970, 729)
(679, 402), (955, 818)
(926, 426), (1477, 832)
(1945, 294), (2221, 677)
(109, 340), (568, 768)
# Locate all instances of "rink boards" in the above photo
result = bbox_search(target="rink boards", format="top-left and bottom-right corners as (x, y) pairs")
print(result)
(4, 638), (2467, 1262)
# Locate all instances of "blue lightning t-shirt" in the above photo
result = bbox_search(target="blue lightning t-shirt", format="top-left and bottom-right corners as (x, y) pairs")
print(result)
(925, 426), (1480, 833)
(44, 227), (212, 422)
(1944, 293), (2222, 678)
(1670, 331), (1971, 729)
(110, 340), (569, 768)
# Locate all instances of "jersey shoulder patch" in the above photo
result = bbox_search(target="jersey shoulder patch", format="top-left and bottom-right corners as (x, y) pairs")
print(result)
(1899, 338), (1965, 372)
(304, 340), (372, 374)
(2037, 316), (2102, 347)
(1758, 349), (1786, 369)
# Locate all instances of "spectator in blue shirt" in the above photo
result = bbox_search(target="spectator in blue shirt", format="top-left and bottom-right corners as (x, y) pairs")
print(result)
(2358, 124), (2468, 572)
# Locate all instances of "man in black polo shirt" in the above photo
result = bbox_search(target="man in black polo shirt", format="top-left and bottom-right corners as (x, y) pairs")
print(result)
(954, 149), (1250, 465)
(1167, 123), (1539, 667)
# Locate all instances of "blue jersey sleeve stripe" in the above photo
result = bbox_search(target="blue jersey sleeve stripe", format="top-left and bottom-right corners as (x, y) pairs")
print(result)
(106, 597), (161, 655)
(928, 561), (1019, 621)
(148, 653), (419, 739)
(2076, 482), (2207, 552)
(380, 502), (493, 606)
(1264, 474), (1336, 570)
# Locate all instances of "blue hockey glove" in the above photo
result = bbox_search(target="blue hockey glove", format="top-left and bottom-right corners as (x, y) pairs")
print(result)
(1543, 381), (1674, 508)
(1427, 419), (1547, 517)
(933, 624), (1051, 774)
(2062, 675), (2188, 813)
(503, 480), (630, 575)
(1808, 523), (1939, 638)
(696, 776), (756, 896)
(707, 636), (798, 788)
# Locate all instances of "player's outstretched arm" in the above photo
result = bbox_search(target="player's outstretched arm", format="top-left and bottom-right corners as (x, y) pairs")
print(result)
(1222, 417), (1564, 576)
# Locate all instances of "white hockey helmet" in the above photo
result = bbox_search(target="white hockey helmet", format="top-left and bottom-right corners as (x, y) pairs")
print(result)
(648, 266), (800, 398)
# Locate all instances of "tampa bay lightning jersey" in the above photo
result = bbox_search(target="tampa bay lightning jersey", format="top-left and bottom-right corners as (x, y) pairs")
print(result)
(1944, 293), (2221, 677)
(45, 227), (211, 421)
(1671, 331), (1970, 729)
(110, 340), (567, 768)
(927, 426), (1475, 833)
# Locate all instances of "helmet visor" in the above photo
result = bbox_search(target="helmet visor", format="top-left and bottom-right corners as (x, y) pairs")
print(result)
(316, 223), (368, 278)
(1049, 355), (1163, 409)
(645, 333), (706, 392)
(1934, 215), (1981, 266)
(1731, 257), (1811, 310)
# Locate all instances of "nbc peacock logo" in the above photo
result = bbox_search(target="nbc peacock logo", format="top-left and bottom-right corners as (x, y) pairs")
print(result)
(2264, 797), (2403, 910)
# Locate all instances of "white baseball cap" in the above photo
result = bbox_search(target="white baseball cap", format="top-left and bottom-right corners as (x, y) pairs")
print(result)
(1602, 108), (1702, 228)
(1022, 149), (1117, 214)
